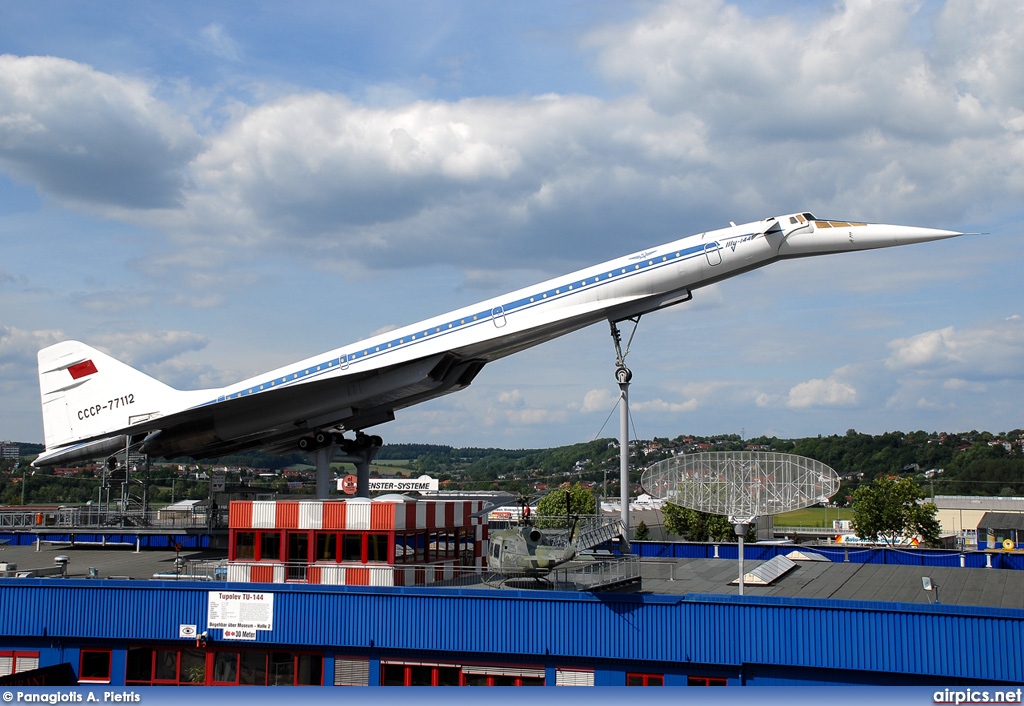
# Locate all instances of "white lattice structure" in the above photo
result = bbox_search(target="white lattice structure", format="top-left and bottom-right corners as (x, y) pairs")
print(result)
(641, 452), (839, 523)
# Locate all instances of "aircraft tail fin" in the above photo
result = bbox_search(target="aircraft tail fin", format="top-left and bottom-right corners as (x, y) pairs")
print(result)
(37, 341), (180, 454)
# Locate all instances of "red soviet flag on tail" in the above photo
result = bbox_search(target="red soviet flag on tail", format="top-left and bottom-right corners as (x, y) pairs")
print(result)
(67, 360), (98, 379)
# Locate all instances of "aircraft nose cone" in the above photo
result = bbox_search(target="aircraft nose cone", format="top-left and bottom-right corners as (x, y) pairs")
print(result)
(866, 224), (964, 245)
(778, 220), (965, 257)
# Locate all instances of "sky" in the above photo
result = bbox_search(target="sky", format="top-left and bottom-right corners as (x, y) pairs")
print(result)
(1, 0), (1023, 451)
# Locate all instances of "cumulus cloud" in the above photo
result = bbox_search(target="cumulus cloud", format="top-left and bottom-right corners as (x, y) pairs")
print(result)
(2, 2), (1023, 445)
(0, 55), (200, 208)
(180, 92), (697, 272)
(86, 331), (227, 390)
(73, 290), (154, 314)
(168, 1), (1024, 277)
(787, 376), (858, 409)
(3, 1), (1023, 282)
(886, 316), (1024, 379)
(488, 389), (567, 426)
(0, 326), (65, 379)
(91, 330), (207, 367)
(591, 0), (992, 140)
(580, 388), (617, 413)
(633, 397), (699, 413)
(497, 390), (526, 408)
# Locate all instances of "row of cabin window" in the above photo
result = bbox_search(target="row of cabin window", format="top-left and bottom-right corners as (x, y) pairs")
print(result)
(232, 529), (470, 564)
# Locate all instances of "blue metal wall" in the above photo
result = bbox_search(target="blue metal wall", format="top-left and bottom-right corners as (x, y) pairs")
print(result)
(0, 578), (1021, 684)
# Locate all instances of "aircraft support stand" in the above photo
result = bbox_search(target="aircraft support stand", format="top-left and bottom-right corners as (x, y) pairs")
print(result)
(314, 447), (333, 500)
(619, 379), (630, 534)
(610, 319), (637, 537)
(312, 434), (382, 499)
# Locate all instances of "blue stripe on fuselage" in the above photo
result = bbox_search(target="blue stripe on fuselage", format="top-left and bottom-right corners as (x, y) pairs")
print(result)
(198, 239), (717, 408)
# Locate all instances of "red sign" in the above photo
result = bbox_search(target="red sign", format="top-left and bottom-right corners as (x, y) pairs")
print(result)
(341, 474), (358, 495)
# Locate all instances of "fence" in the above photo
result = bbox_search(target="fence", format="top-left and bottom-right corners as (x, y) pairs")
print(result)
(631, 540), (1024, 570)
(0, 506), (223, 530)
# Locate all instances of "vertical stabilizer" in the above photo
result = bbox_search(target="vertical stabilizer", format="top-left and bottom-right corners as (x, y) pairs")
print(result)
(37, 341), (179, 451)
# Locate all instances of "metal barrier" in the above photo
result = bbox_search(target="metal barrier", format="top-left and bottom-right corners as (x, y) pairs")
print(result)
(0, 507), (225, 530)
(632, 540), (1024, 570)
(550, 555), (641, 590)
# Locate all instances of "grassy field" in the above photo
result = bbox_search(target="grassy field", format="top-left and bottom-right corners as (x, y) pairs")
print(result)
(774, 507), (851, 527)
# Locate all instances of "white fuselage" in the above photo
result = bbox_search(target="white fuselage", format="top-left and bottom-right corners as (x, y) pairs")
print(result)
(218, 213), (955, 404)
(33, 212), (963, 465)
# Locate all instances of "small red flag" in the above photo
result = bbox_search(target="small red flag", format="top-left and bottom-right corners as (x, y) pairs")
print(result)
(68, 360), (98, 379)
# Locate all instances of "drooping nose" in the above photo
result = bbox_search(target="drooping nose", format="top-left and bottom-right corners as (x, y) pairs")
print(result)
(777, 218), (964, 257)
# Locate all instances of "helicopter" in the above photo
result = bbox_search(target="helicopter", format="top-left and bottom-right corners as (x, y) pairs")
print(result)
(486, 491), (627, 582)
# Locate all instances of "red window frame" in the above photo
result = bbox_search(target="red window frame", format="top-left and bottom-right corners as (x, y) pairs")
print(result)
(380, 663), (460, 686)
(315, 531), (337, 561)
(286, 530), (310, 563)
(462, 673), (545, 686)
(124, 646), (207, 685)
(78, 648), (112, 684)
(210, 649), (323, 686)
(688, 675), (728, 686)
(259, 531), (282, 560)
(626, 672), (663, 686)
(381, 661), (545, 686)
(233, 531), (256, 560)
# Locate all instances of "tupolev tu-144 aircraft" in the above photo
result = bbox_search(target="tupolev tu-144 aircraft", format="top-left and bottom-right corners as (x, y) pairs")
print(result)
(33, 212), (963, 475)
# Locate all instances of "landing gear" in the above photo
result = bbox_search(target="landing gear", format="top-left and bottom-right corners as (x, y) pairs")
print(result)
(609, 315), (640, 373)
(304, 430), (383, 499)
(297, 432), (333, 451)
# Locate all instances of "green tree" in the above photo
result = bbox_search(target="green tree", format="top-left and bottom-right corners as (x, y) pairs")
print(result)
(851, 475), (941, 547)
(537, 483), (595, 520)
(634, 520), (651, 541)
(662, 503), (754, 542)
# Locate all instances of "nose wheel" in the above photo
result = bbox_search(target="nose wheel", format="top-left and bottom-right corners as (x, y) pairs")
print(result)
(609, 315), (640, 381)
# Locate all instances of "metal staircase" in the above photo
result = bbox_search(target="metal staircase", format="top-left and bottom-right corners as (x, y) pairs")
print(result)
(574, 518), (626, 551)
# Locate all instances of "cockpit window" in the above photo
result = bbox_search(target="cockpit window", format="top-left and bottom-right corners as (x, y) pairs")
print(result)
(814, 220), (867, 228)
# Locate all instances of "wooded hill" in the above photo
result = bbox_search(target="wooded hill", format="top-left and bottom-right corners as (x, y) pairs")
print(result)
(2, 428), (1022, 505)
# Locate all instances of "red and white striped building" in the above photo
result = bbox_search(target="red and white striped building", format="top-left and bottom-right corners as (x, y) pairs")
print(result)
(227, 498), (488, 586)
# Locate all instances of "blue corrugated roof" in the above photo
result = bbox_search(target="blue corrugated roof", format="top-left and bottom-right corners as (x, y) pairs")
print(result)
(1, 578), (1021, 683)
